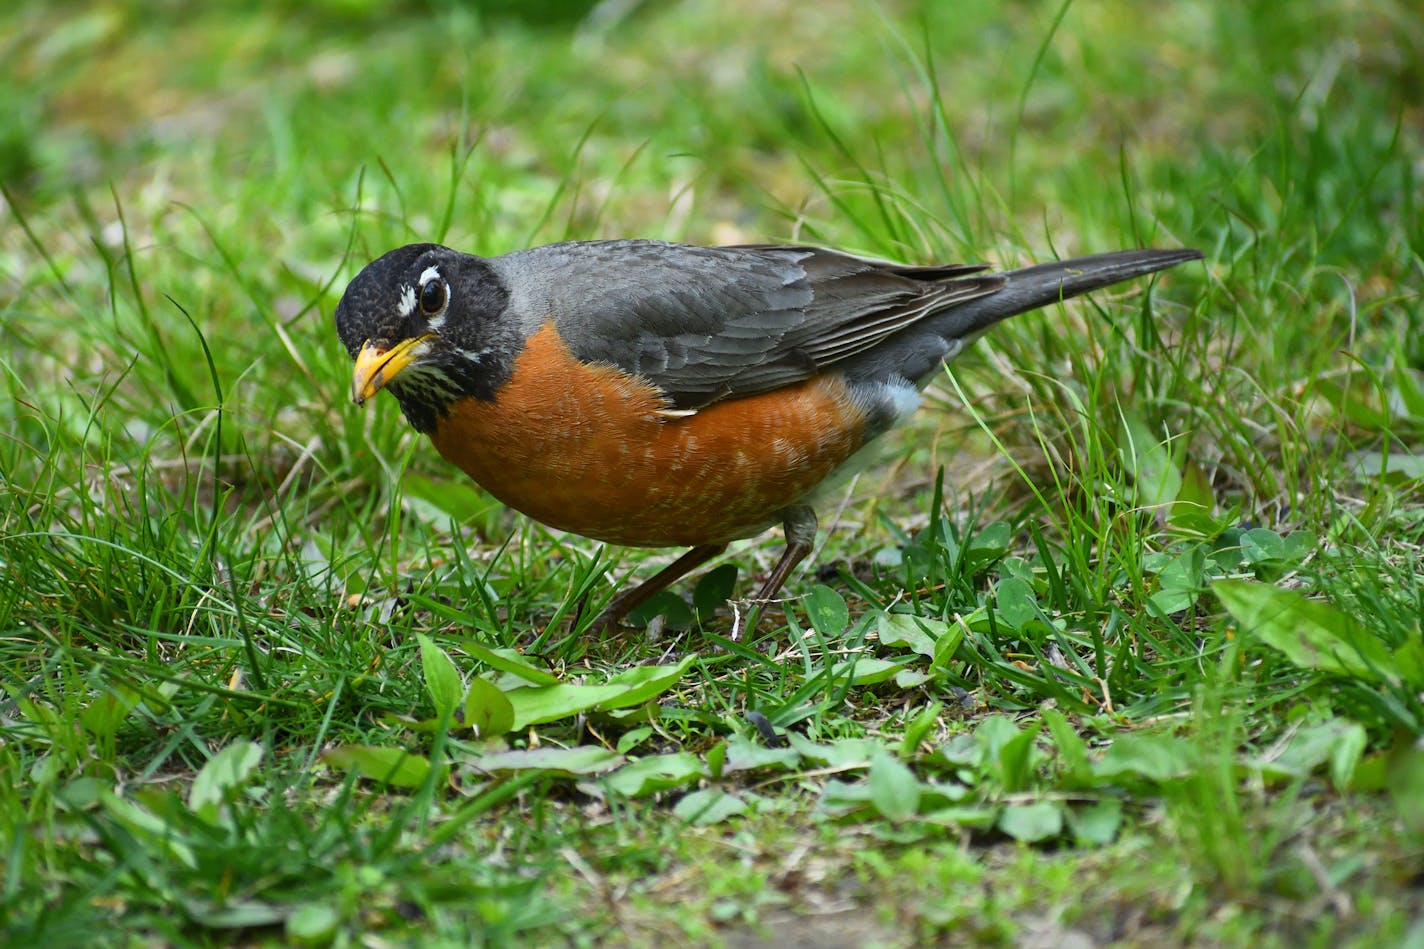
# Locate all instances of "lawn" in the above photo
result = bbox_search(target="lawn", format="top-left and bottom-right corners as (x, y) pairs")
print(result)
(2, 0), (1422, 945)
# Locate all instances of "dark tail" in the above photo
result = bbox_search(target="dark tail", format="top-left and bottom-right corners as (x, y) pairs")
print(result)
(839, 247), (1202, 391)
(938, 247), (1204, 340)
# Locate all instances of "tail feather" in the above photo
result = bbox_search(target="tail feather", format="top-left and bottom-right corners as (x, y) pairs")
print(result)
(932, 247), (1204, 341)
(838, 246), (1202, 394)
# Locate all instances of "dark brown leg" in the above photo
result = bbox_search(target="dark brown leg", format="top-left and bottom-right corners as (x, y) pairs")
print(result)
(585, 543), (727, 636)
(743, 506), (818, 632)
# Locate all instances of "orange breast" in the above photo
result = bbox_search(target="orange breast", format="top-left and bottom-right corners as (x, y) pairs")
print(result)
(426, 322), (868, 547)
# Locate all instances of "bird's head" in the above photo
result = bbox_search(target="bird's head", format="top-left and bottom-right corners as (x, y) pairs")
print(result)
(334, 243), (514, 433)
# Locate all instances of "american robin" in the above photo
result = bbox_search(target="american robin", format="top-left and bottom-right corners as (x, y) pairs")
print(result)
(335, 239), (1200, 633)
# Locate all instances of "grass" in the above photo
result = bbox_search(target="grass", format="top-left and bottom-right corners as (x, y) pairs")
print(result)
(3, 0), (1423, 945)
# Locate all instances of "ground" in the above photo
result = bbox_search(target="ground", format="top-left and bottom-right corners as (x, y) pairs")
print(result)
(2, 0), (1422, 945)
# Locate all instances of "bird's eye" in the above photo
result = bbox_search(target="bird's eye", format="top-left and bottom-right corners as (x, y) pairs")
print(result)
(419, 278), (448, 316)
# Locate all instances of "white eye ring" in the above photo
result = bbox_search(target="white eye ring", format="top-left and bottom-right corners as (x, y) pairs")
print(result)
(417, 266), (449, 325)
(419, 277), (448, 316)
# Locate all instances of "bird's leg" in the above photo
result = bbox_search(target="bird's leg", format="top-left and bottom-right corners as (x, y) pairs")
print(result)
(585, 543), (727, 636)
(742, 505), (818, 633)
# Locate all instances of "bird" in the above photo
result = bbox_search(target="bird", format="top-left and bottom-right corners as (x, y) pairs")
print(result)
(335, 238), (1201, 634)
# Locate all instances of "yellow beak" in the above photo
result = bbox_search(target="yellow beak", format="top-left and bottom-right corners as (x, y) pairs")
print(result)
(351, 335), (434, 405)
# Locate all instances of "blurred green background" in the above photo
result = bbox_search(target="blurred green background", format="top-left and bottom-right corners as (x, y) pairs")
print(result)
(4, 1), (1423, 945)
(4, 0), (1419, 483)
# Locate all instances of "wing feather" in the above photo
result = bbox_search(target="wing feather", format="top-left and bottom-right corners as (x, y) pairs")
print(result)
(492, 239), (1001, 408)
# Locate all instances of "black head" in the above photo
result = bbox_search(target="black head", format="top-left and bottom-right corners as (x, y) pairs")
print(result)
(334, 244), (515, 433)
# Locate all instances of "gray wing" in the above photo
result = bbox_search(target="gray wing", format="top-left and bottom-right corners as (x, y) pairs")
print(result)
(491, 239), (1002, 409)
